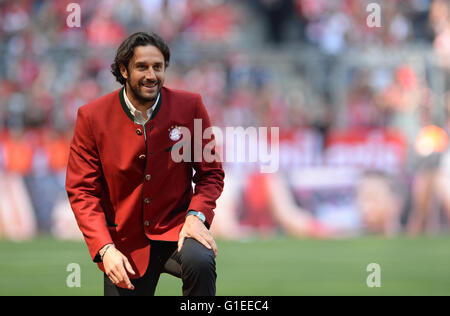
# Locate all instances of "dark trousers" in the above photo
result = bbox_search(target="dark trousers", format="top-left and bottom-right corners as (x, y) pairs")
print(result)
(104, 238), (216, 296)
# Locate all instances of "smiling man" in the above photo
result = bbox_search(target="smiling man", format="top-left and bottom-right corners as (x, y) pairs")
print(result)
(66, 32), (225, 296)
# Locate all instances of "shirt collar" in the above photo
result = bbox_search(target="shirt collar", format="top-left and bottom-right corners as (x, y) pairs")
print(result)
(123, 87), (160, 124)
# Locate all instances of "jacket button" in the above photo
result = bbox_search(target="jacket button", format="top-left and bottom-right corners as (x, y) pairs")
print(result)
(145, 174), (151, 181)
(144, 221), (150, 227)
(139, 154), (146, 160)
(144, 198), (150, 204)
(136, 129), (143, 135)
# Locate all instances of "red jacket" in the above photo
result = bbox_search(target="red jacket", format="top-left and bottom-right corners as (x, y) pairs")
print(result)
(66, 86), (225, 278)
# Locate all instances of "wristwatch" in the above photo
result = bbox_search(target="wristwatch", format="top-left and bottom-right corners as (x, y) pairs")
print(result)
(99, 243), (114, 261)
(186, 210), (206, 223)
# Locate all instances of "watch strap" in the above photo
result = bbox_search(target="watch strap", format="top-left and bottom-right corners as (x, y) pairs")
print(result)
(186, 210), (206, 223)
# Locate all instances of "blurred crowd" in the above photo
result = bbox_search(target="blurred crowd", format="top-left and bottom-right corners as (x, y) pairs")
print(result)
(1, 0), (450, 240)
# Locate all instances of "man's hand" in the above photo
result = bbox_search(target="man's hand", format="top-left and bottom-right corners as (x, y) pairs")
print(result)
(178, 215), (218, 258)
(101, 245), (136, 290)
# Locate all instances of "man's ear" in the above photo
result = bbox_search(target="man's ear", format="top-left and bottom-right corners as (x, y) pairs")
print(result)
(119, 64), (128, 80)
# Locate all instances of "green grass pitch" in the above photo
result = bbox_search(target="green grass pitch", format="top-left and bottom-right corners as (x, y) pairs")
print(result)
(0, 236), (449, 296)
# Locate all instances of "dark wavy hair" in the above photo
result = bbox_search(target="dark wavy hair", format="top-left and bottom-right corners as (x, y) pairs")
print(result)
(111, 32), (171, 85)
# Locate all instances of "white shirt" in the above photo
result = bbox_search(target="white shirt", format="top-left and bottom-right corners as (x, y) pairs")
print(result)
(123, 88), (160, 125)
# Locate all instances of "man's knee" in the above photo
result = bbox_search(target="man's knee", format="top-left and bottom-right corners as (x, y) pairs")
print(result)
(180, 238), (216, 276)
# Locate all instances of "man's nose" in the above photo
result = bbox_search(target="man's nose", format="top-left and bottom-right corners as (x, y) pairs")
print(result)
(145, 69), (157, 81)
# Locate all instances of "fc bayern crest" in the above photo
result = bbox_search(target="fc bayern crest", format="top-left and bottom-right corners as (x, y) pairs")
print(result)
(168, 125), (182, 141)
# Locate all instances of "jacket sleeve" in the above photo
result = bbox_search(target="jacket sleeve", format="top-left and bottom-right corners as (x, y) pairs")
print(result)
(188, 95), (225, 228)
(66, 106), (112, 262)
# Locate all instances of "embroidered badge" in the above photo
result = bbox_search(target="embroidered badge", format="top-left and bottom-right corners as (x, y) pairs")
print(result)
(168, 125), (182, 141)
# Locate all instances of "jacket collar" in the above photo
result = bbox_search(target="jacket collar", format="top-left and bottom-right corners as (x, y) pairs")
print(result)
(119, 87), (163, 123)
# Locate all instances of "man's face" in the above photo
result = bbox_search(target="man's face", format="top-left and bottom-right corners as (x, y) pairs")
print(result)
(120, 45), (165, 105)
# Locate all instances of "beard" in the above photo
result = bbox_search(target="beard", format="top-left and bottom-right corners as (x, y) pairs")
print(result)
(126, 76), (161, 105)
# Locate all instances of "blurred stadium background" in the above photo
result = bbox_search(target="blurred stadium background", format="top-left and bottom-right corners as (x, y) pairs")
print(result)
(1, 0), (450, 295)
